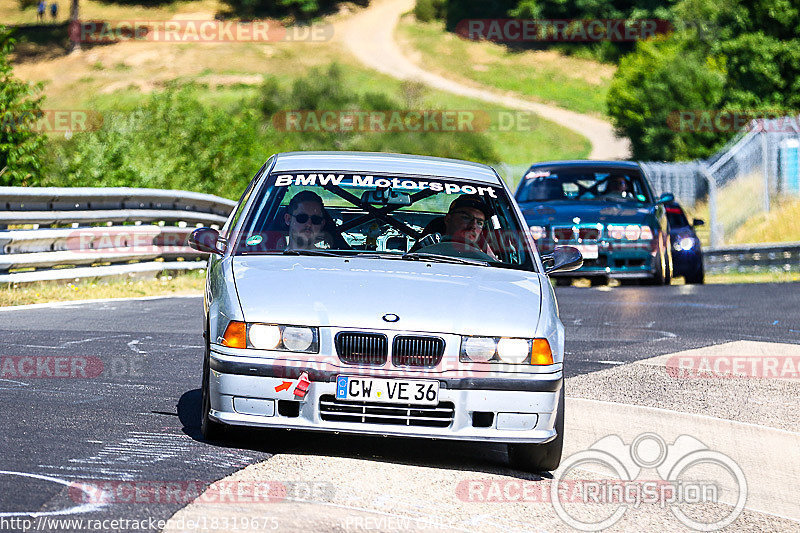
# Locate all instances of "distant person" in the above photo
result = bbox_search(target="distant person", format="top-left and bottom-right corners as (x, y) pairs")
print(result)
(50, 2), (58, 21)
(37, 0), (46, 22)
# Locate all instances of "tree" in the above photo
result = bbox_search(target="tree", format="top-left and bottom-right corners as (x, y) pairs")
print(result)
(0, 27), (47, 186)
(607, 36), (726, 160)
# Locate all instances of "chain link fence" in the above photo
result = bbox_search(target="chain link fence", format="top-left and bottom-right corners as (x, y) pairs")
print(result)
(642, 117), (800, 247)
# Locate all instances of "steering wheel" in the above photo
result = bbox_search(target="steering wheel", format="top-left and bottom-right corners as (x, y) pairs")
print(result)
(415, 235), (495, 262)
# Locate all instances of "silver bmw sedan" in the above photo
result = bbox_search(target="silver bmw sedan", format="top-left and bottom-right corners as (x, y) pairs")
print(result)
(188, 151), (581, 472)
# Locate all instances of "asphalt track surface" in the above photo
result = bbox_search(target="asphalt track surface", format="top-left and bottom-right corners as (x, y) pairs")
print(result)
(1, 283), (799, 531)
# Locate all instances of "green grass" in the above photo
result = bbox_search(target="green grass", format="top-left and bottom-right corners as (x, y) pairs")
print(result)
(397, 17), (614, 116)
(0, 271), (204, 307)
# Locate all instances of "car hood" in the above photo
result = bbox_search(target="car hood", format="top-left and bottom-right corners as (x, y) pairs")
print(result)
(519, 200), (654, 226)
(232, 256), (542, 337)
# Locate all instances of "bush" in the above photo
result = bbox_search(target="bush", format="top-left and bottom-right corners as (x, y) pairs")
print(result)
(414, 0), (446, 23)
(43, 64), (498, 197)
(0, 27), (47, 186)
(44, 88), (264, 197)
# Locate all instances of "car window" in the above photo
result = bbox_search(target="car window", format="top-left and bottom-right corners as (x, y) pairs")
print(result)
(518, 168), (651, 204)
(233, 172), (537, 271)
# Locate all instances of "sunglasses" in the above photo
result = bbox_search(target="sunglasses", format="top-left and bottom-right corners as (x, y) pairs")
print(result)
(292, 213), (325, 225)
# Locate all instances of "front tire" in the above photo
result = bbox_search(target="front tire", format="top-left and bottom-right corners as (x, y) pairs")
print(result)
(685, 263), (705, 284)
(201, 342), (228, 441)
(508, 386), (564, 472)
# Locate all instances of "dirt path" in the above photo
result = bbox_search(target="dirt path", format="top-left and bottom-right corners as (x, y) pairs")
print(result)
(337, 0), (631, 160)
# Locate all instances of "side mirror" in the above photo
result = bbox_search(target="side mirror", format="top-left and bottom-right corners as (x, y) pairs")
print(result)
(657, 193), (675, 204)
(543, 245), (583, 274)
(692, 218), (705, 227)
(188, 227), (224, 254)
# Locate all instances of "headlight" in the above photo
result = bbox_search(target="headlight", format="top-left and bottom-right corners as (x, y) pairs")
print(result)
(674, 237), (695, 251)
(462, 336), (496, 362)
(529, 225), (546, 240)
(497, 338), (530, 364)
(460, 336), (554, 365)
(226, 323), (319, 353)
(607, 224), (653, 241)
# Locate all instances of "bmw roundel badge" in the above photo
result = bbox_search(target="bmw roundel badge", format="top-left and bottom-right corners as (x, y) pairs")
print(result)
(382, 313), (400, 323)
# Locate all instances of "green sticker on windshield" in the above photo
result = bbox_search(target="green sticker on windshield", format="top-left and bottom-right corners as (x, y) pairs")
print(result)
(246, 235), (262, 246)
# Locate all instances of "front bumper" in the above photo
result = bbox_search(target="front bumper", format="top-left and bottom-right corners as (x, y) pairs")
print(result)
(208, 349), (562, 444)
(541, 241), (657, 278)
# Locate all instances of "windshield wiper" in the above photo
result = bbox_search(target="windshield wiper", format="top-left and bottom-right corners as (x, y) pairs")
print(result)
(401, 252), (489, 266)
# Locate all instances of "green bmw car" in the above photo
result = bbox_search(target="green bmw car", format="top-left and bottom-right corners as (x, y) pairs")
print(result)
(515, 161), (674, 286)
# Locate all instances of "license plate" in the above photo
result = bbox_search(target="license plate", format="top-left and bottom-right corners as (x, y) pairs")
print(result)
(575, 244), (599, 259)
(335, 376), (439, 405)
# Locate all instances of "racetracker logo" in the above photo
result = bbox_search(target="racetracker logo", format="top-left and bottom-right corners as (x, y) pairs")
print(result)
(69, 480), (334, 504)
(667, 111), (800, 132)
(455, 19), (672, 42)
(0, 110), (102, 133)
(665, 355), (800, 379)
(69, 20), (333, 43)
(0, 356), (104, 379)
(271, 110), (541, 133)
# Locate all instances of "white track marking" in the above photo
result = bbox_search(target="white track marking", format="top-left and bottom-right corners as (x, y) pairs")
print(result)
(0, 471), (107, 517)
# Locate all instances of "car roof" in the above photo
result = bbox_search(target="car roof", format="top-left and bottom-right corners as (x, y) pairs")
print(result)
(271, 151), (502, 184)
(526, 160), (642, 171)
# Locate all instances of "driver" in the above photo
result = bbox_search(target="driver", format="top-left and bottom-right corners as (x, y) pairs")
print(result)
(444, 194), (492, 246)
(604, 175), (633, 197)
(284, 190), (328, 250)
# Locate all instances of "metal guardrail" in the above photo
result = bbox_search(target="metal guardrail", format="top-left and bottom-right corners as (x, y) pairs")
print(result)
(0, 187), (236, 284)
(704, 242), (800, 274)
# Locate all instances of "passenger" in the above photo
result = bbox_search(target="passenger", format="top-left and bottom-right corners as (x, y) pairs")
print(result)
(284, 190), (328, 250)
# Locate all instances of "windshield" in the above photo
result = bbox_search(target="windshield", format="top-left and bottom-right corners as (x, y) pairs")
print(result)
(234, 171), (536, 271)
(518, 168), (652, 204)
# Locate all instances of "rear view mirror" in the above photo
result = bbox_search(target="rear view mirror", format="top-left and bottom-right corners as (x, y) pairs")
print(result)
(188, 227), (225, 254)
(657, 193), (675, 204)
(543, 246), (583, 274)
(361, 189), (411, 206)
(692, 218), (705, 227)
